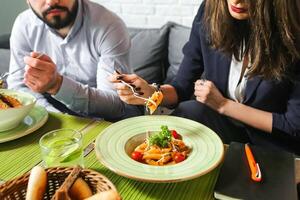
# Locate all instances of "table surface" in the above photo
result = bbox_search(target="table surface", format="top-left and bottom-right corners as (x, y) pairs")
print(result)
(0, 112), (221, 200)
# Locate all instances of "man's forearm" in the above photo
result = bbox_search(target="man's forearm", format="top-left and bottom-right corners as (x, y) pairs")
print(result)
(54, 76), (125, 118)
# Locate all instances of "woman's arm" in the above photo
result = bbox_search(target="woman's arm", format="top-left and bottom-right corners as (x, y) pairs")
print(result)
(220, 99), (272, 133)
(160, 85), (179, 106)
(111, 3), (206, 108)
(194, 79), (272, 133)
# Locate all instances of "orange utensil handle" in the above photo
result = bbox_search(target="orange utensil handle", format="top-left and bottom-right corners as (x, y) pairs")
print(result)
(245, 144), (262, 182)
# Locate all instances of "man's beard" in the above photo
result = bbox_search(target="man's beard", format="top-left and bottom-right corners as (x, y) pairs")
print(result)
(29, 1), (78, 30)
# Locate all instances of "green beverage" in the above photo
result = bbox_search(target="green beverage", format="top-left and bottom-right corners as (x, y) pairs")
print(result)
(39, 129), (84, 167)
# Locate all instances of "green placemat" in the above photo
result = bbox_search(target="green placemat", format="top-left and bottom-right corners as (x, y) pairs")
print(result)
(80, 120), (112, 154)
(0, 112), (94, 180)
(85, 152), (220, 200)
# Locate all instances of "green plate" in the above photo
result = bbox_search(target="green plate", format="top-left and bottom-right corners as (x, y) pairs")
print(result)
(95, 116), (224, 183)
(0, 106), (48, 143)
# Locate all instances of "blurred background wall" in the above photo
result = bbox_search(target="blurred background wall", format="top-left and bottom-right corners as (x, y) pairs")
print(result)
(93, 0), (201, 28)
(0, 1), (27, 35)
(0, 0), (202, 35)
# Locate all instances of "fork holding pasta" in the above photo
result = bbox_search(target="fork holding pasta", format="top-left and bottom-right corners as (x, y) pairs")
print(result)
(131, 126), (191, 166)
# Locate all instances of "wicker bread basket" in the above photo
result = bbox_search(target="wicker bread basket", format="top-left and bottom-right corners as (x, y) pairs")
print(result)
(0, 167), (117, 200)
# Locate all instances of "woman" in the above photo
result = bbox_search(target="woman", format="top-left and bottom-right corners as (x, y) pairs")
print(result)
(111, 0), (300, 155)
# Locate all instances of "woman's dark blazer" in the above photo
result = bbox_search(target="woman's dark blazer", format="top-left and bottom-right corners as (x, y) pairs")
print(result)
(171, 3), (300, 154)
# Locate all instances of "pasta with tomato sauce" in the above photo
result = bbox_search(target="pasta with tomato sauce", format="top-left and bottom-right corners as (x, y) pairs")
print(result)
(131, 126), (191, 166)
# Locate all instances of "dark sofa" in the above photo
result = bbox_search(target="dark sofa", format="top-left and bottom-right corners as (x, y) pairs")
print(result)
(0, 22), (191, 87)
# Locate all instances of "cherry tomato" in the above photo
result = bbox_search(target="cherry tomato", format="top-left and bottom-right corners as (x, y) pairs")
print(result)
(174, 152), (185, 163)
(171, 130), (182, 139)
(131, 151), (143, 161)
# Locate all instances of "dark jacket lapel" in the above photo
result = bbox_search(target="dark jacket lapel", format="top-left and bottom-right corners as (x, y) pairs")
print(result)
(216, 54), (231, 95)
(243, 76), (262, 103)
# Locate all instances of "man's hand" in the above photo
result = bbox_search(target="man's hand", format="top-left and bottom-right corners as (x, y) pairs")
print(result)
(23, 52), (62, 95)
(194, 79), (229, 114)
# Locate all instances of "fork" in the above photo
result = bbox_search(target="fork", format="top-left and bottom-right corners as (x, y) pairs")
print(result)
(0, 53), (44, 81)
(113, 70), (157, 106)
(119, 79), (157, 106)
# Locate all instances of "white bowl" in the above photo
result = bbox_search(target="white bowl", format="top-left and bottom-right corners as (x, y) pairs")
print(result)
(0, 89), (36, 132)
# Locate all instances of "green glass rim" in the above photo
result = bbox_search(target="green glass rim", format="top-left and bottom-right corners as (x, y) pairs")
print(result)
(39, 128), (82, 151)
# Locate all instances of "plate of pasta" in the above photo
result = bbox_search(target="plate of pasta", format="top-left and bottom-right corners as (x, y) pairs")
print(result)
(95, 116), (224, 182)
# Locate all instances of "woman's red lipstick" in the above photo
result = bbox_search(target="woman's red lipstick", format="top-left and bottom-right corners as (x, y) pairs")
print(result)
(231, 5), (247, 13)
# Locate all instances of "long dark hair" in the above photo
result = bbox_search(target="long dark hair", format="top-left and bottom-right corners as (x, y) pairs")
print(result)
(204, 0), (300, 80)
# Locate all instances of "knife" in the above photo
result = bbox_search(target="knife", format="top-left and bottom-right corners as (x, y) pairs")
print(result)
(83, 141), (95, 157)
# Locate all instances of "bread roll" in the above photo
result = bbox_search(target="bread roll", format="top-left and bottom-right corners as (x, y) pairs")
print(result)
(69, 178), (93, 200)
(84, 190), (121, 200)
(25, 166), (47, 200)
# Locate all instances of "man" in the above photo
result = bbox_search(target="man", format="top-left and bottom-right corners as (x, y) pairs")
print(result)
(8, 0), (136, 120)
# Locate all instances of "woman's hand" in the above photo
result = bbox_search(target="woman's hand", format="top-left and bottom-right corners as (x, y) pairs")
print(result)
(109, 73), (155, 105)
(194, 79), (272, 132)
(194, 79), (228, 113)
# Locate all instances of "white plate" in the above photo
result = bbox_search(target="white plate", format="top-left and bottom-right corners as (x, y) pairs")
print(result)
(0, 106), (48, 143)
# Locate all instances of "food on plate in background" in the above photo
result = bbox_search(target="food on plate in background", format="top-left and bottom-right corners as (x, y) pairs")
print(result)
(0, 89), (36, 132)
(0, 80), (3, 88)
(0, 93), (22, 109)
(0, 99), (9, 109)
(25, 166), (47, 200)
(146, 91), (163, 114)
(131, 125), (191, 166)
